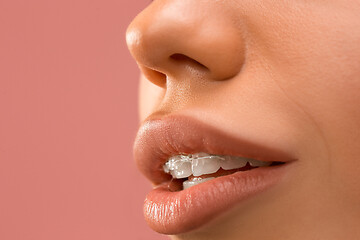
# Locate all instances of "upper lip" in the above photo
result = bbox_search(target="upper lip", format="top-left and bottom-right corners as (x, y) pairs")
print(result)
(133, 114), (295, 185)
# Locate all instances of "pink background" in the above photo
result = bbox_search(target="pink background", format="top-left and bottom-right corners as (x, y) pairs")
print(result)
(0, 1), (167, 239)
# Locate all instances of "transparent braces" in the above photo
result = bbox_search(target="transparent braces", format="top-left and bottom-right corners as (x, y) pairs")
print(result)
(163, 153), (225, 174)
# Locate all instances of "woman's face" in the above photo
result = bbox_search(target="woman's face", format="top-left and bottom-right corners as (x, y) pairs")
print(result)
(127, 1), (360, 239)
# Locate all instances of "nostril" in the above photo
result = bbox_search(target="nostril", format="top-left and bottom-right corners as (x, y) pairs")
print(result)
(140, 66), (167, 87)
(170, 54), (209, 71)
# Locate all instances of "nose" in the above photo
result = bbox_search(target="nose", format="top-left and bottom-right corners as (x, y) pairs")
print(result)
(126, 0), (245, 87)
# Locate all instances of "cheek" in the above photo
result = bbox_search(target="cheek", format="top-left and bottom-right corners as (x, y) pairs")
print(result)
(249, 1), (360, 204)
(245, 0), (360, 118)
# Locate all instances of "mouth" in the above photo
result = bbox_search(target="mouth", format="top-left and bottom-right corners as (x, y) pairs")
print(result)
(133, 115), (296, 234)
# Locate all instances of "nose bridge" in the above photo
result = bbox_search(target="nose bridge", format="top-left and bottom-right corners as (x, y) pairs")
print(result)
(126, 0), (245, 85)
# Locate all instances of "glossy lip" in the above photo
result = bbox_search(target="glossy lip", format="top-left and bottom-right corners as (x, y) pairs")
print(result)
(133, 114), (296, 234)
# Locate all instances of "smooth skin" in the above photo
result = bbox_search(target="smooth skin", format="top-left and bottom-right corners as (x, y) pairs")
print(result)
(126, 0), (360, 239)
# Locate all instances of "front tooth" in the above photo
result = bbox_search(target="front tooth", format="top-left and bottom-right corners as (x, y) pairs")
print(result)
(248, 159), (272, 167)
(164, 155), (187, 173)
(220, 156), (248, 170)
(192, 156), (221, 177)
(183, 177), (215, 190)
(170, 160), (192, 179)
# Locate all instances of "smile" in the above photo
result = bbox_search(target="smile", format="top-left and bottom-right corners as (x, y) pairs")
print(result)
(133, 114), (296, 234)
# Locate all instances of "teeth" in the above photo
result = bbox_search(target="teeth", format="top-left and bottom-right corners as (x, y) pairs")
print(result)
(163, 155), (193, 178)
(183, 177), (215, 190)
(170, 161), (192, 178)
(248, 159), (272, 167)
(163, 155), (188, 173)
(220, 156), (247, 170)
(192, 154), (221, 177)
(164, 153), (273, 181)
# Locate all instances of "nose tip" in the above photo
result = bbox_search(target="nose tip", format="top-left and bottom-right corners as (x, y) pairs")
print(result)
(126, 0), (245, 86)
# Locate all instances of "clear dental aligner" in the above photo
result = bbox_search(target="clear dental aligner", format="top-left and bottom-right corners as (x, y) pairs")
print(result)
(163, 152), (272, 189)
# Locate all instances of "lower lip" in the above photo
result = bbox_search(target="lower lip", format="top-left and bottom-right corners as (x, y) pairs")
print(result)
(144, 163), (292, 234)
